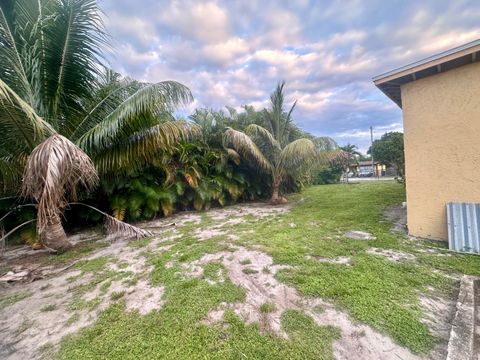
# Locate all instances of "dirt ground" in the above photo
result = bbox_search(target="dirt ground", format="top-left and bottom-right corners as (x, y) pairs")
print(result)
(0, 202), (457, 359)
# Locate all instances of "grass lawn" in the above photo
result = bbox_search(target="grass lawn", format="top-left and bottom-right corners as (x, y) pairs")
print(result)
(4, 182), (479, 359)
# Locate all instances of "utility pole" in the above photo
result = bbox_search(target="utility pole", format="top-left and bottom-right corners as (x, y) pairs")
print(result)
(370, 126), (375, 177)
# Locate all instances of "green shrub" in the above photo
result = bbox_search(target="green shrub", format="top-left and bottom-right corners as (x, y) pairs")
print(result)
(313, 164), (343, 185)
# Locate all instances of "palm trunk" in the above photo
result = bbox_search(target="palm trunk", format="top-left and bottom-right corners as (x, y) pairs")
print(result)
(39, 218), (72, 252)
(270, 177), (282, 204)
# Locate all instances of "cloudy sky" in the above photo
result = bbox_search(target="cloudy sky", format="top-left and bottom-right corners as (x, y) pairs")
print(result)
(101, 0), (480, 152)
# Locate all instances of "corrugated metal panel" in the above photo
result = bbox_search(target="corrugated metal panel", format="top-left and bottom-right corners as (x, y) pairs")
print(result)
(447, 202), (480, 254)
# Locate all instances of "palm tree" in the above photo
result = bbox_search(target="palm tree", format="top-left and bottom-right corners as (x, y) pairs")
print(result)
(340, 143), (361, 157)
(223, 81), (322, 204)
(0, 0), (198, 251)
(339, 143), (361, 180)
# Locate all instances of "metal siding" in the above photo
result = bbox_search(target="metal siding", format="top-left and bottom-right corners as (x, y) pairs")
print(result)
(447, 202), (480, 254)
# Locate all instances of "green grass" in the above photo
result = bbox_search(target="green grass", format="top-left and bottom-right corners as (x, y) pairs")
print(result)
(260, 302), (276, 314)
(44, 240), (107, 266)
(66, 313), (80, 326)
(57, 182), (480, 358)
(111, 291), (125, 301)
(242, 268), (258, 274)
(16, 319), (35, 335)
(40, 304), (57, 312)
(0, 291), (32, 311)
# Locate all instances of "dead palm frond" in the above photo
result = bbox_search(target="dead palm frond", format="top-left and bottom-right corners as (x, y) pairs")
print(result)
(70, 203), (152, 240)
(22, 134), (98, 238)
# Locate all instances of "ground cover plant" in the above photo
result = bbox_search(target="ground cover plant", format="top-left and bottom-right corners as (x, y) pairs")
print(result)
(1, 182), (478, 359)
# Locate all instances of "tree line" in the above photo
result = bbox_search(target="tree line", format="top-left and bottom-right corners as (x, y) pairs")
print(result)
(0, 0), (338, 252)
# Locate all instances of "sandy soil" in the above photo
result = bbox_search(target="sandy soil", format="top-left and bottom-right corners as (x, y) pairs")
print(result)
(0, 201), (457, 359)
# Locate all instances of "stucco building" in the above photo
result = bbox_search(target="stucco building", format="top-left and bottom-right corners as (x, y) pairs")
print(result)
(373, 40), (480, 241)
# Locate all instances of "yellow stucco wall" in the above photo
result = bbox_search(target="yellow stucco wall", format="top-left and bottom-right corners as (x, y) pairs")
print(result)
(401, 61), (480, 240)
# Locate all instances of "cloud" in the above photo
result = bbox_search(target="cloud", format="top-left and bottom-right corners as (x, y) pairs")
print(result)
(159, 1), (230, 44)
(102, 0), (480, 154)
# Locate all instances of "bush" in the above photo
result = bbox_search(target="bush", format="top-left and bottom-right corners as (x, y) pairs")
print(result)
(312, 164), (343, 185)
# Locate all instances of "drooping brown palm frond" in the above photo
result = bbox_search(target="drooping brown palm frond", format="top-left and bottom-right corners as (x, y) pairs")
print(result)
(69, 202), (152, 240)
(21, 134), (98, 250)
(104, 214), (152, 240)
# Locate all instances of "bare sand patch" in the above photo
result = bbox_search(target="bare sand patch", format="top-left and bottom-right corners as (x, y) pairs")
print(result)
(305, 255), (351, 265)
(367, 247), (416, 262)
(0, 238), (168, 360)
(207, 202), (290, 221)
(419, 291), (458, 360)
(193, 228), (228, 241)
(186, 247), (420, 360)
(344, 231), (376, 240)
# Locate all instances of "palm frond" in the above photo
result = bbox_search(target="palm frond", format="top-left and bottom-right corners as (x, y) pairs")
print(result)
(245, 124), (281, 150)
(68, 81), (138, 141)
(245, 124), (282, 163)
(279, 138), (317, 176)
(76, 81), (193, 154)
(92, 121), (201, 174)
(104, 214), (152, 239)
(223, 127), (272, 172)
(315, 136), (339, 152)
(43, 0), (107, 123)
(0, 78), (54, 146)
(225, 148), (241, 165)
(70, 202), (152, 240)
(21, 134), (98, 233)
(0, 155), (23, 193)
(0, 0), (36, 107)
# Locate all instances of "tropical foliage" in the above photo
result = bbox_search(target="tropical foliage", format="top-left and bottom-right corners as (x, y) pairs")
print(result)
(0, 0), (197, 250)
(0, 0), (336, 251)
(223, 82), (337, 203)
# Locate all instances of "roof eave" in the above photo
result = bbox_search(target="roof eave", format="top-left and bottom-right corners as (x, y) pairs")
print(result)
(373, 39), (480, 108)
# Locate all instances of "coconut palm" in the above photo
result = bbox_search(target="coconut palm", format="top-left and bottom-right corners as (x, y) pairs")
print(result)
(223, 81), (328, 204)
(0, 0), (198, 250)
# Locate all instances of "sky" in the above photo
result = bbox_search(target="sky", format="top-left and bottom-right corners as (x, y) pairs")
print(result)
(101, 0), (480, 153)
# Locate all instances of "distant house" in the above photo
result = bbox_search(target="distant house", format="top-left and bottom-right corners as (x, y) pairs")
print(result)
(373, 40), (480, 241)
(349, 161), (386, 177)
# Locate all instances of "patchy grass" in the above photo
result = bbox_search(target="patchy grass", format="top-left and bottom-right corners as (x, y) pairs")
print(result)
(57, 182), (480, 358)
(45, 240), (107, 266)
(128, 237), (153, 249)
(111, 291), (125, 301)
(68, 297), (101, 312)
(0, 291), (32, 311)
(242, 267), (258, 274)
(66, 313), (80, 326)
(260, 302), (277, 314)
(74, 256), (111, 273)
(202, 262), (224, 283)
(40, 304), (57, 312)
(15, 319), (35, 335)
